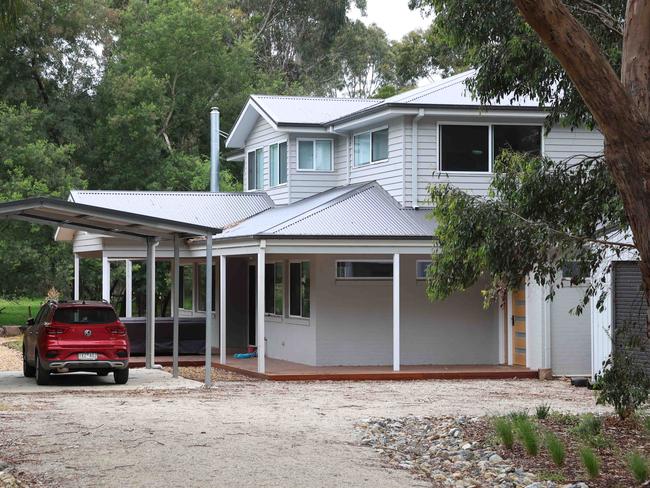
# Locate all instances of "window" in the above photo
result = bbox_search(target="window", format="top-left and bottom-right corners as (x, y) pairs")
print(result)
(416, 260), (431, 280)
(265, 262), (284, 315)
(336, 261), (393, 279)
(247, 148), (264, 190)
(493, 125), (542, 159)
(179, 265), (193, 310)
(269, 141), (287, 186)
(354, 127), (388, 166)
(298, 139), (332, 171)
(440, 125), (489, 172)
(54, 307), (117, 324)
(354, 128), (388, 166)
(197, 264), (216, 312)
(289, 261), (310, 318)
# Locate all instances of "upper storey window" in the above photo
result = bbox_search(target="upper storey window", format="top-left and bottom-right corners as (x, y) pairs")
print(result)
(270, 141), (287, 186)
(354, 127), (388, 166)
(247, 148), (264, 190)
(439, 124), (542, 173)
(298, 139), (333, 171)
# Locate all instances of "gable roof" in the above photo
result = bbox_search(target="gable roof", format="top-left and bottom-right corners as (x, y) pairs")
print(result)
(219, 182), (435, 240)
(69, 191), (273, 230)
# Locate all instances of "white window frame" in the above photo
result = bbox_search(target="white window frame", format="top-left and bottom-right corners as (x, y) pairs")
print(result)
(335, 259), (394, 281)
(437, 122), (544, 175)
(288, 260), (310, 319)
(353, 125), (389, 167)
(415, 260), (432, 281)
(296, 138), (334, 172)
(269, 139), (288, 188)
(246, 147), (264, 190)
(264, 261), (284, 317)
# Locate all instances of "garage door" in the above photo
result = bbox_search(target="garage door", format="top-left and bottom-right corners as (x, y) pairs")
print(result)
(551, 285), (591, 376)
(613, 261), (649, 375)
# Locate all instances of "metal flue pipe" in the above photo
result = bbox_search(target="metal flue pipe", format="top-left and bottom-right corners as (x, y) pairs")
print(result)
(210, 107), (220, 192)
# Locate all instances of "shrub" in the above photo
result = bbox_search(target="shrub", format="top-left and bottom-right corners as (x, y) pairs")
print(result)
(579, 446), (600, 479)
(594, 351), (650, 419)
(494, 417), (514, 449)
(545, 432), (566, 467)
(514, 417), (539, 456)
(536, 404), (551, 420)
(575, 414), (601, 438)
(509, 410), (529, 423)
(627, 451), (649, 483)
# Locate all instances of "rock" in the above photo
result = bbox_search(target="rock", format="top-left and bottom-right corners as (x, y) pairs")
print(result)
(461, 442), (472, 450)
(0, 461), (8, 471)
(489, 454), (503, 464)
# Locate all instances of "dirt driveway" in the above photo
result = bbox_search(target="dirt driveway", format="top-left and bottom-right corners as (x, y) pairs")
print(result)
(0, 378), (607, 488)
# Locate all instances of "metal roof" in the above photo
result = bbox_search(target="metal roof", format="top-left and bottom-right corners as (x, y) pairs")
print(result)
(0, 197), (220, 239)
(219, 182), (436, 240)
(70, 191), (273, 229)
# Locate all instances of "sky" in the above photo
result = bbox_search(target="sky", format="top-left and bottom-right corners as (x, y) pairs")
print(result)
(348, 0), (432, 41)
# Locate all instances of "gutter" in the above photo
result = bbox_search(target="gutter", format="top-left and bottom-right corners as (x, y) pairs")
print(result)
(411, 109), (425, 209)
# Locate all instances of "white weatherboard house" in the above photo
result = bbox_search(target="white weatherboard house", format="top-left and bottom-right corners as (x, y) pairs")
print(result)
(52, 71), (607, 379)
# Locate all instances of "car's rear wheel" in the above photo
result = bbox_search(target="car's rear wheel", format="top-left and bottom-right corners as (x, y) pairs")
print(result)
(35, 354), (50, 385)
(96, 370), (109, 377)
(114, 368), (129, 385)
(22, 347), (35, 378)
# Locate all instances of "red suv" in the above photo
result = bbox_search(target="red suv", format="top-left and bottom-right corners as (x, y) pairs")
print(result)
(22, 300), (130, 385)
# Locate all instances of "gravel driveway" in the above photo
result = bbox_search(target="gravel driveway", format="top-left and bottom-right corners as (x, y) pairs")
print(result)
(0, 378), (607, 488)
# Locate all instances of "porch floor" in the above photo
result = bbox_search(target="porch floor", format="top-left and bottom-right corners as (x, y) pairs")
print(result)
(214, 357), (539, 381)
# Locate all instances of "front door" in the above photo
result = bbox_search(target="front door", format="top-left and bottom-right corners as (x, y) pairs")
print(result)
(512, 286), (527, 366)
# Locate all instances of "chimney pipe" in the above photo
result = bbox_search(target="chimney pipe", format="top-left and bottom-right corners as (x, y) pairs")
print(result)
(210, 107), (220, 192)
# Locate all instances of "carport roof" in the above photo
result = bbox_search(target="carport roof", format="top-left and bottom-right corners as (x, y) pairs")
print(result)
(0, 197), (220, 239)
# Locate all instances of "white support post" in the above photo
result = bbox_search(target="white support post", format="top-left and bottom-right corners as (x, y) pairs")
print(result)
(145, 237), (157, 369)
(73, 253), (80, 300)
(125, 259), (133, 318)
(101, 253), (110, 302)
(204, 234), (213, 386)
(257, 243), (266, 374)
(172, 235), (180, 378)
(219, 255), (227, 364)
(393, 253), (400, 372)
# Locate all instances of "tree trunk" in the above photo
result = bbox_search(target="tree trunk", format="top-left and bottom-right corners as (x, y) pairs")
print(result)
(513, 0), (650, 332)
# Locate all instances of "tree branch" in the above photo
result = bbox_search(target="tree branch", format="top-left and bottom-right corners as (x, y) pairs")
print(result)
(622, 0), (650, 115)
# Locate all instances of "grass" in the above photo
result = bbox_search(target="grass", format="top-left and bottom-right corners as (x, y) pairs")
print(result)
(3, 337), (22, 351)
(627, 451), (649, 483)
(571, 413), (610, 449)
(494, 417), (514, 449)
(0, 298), (42, 326)
(536, 404), (551, 420)
(545, 432), (566, 467)
(579, 446), (600, 479)
(514, 417), (539, 456)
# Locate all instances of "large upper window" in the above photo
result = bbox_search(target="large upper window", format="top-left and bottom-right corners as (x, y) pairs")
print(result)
(289, 261), (310, 318)
(440, 125), (489, 172)
(336, 261), (393, 279)
(265, 262), (284, 315)
(298, 139), (333, 171)
(354, 127), (388, 166)
(493, 125), (542, 159)
(269, 141), (287, 186)
(247, 148), (264, 190)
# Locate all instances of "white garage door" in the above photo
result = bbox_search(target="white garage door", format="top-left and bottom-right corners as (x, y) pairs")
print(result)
(551, 285), (591, 376)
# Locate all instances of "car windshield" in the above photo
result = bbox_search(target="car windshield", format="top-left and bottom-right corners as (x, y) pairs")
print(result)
(54, 307), (117, 324)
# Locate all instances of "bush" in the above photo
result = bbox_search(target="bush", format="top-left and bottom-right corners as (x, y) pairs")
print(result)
(545, 432), (566, 467)
(536, 404), (551, 420)
(509, 410), (529, 423)
(494, 417), (514, 449)
(514, 417), (539, 456)
(594, 352), (650, 419)
(627, 451), (649, 483)
(579, 446), (600, 479)
(572, 414), (609, 448)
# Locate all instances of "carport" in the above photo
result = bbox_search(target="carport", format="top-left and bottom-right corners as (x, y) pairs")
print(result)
(0, 197), (220, 386)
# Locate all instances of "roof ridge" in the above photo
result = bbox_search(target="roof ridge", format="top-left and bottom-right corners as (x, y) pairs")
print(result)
(251, 94), (380, 103)
(383, 70), (475, 104)
(71, 190), (269, 197)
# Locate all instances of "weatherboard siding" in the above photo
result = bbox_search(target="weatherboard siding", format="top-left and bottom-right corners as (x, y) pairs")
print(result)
(243, 116), (290, 205)
(288, 133), (340, 203)
(543, 126), (604, 162)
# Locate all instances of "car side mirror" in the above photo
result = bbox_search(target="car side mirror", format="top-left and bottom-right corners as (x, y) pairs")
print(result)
(26, 318), (35, 327)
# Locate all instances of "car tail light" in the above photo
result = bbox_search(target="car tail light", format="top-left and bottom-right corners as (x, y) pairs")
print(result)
(107, 325), (127, 335)
(45, 325), (66, 335)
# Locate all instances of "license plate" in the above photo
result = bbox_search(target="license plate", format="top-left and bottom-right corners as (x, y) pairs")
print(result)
(78, 353), (97, 360)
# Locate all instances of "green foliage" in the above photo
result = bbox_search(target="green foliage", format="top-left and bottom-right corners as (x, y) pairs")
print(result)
(545, 432), (565, 467)
(574, 414), (602, 438)
(427, 152), (626, 310)
(579, 446), (600, 479)
(627, 451), (649, 483)
(513, 417), (539, 456)
(594, 353), (650, 419)
(536, 404), (551, 420)
(494, 417), (514, 450)
(508, 410), (529, 423)
(0, 298), (43, 326)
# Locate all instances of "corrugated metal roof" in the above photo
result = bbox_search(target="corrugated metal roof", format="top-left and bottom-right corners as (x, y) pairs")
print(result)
(251, 94), (380, 125)
(70, 191), (273, 229)
(219, 182), (436, 239)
